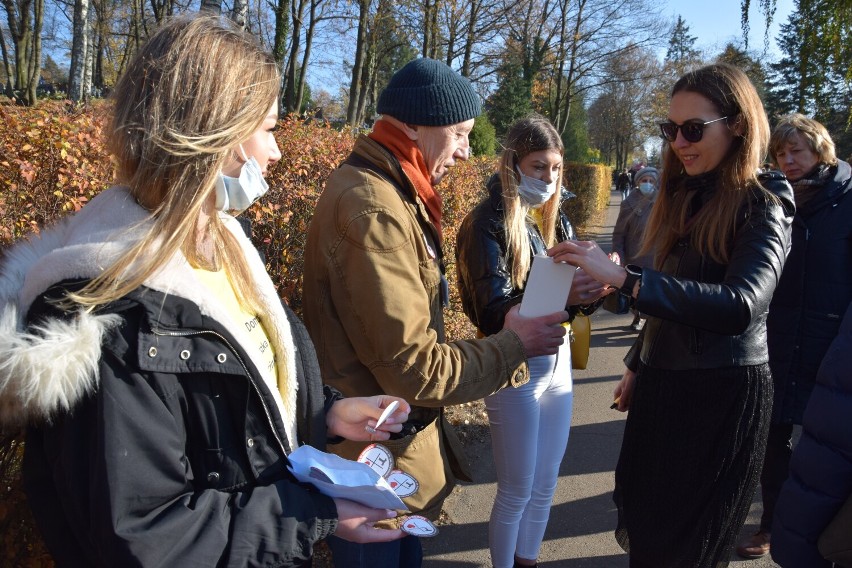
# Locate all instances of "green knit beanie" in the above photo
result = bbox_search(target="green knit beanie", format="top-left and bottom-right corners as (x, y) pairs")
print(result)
(377, 58), (481, 126)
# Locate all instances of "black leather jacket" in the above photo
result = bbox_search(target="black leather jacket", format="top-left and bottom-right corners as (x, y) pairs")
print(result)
(455, 174), (581, 336)
(624, 171), (795, 371)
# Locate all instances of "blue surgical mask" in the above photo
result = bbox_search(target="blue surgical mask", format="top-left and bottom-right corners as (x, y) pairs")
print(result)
(638, 182), (655, 195)
(215, 145), (269, 215)
(516, 167), (557, 208)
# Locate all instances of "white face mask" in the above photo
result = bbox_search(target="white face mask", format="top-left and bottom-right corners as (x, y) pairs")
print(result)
(638, 181), (655, 195)
(516, 167), (557, 208)
(214, 145), (269, 215)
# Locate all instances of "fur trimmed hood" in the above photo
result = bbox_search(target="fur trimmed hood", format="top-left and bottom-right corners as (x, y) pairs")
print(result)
(0, 186), (298, 429)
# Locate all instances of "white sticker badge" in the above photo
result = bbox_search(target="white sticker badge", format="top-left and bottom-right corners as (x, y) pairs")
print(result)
(386, 469), (419, 498)
(401, 515), (439, 537)
(356, 443), (394, 479)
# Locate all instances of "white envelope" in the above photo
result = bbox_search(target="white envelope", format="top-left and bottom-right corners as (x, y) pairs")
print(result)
(519, 254), (576, 317)
(287, 445), (407, 510)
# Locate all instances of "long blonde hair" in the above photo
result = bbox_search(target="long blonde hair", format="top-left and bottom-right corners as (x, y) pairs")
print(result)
(498, 114), (564, 288)
(70, 15), (280, 312)
(643, 63), (774, 266)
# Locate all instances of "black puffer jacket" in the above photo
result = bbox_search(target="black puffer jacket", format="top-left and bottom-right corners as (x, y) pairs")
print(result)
(767, 159), (852, 425)
(455, 174), (582, 336)
(0, 187), (340, 568)
(624, 172), (794, 371)
(771, 301), (852, 567)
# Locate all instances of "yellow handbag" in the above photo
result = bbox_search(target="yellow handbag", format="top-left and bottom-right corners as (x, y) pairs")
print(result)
(569, 315), (591, 369)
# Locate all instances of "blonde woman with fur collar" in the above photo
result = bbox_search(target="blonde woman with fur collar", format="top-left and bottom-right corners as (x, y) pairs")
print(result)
(0, 16), (410, 567)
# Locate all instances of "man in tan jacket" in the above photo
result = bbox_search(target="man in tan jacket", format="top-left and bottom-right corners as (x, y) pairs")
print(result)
(302, 58), (568, 567)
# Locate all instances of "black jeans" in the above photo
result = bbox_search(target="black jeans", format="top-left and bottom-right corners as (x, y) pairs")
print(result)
(759, 422), (794, 531)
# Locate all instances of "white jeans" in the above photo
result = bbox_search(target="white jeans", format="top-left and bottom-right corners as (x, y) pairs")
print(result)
(485, 338), (573, 568)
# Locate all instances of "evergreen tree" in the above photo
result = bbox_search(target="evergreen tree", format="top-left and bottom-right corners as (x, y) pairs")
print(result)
(764, 15), (806, 121)
(715, 44), (768, 102)
(665, 16), (700, 67)
(486, 51), (532, 140)
(763, 0), (849, 125)
(561, 90), (591, 163)
(469, 112), (497, 157)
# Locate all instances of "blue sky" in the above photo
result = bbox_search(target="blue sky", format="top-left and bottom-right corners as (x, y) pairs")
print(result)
(662, 0), (795, 58)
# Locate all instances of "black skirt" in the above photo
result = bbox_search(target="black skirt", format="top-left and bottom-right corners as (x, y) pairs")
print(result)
(613, 363), (772, 568)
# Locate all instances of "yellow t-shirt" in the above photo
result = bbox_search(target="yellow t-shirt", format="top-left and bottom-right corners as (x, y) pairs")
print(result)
(192, 267), (297, 444)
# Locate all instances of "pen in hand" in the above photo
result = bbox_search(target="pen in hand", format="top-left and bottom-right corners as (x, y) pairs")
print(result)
(365, 400), (400, 434)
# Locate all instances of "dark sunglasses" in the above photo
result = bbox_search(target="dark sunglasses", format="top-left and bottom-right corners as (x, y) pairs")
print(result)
(659, 116), (729, 143)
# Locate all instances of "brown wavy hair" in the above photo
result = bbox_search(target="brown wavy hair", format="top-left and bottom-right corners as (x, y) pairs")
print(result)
(642, 63), (775, 266)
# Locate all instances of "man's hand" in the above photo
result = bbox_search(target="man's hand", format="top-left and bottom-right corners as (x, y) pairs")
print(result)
(332, 499), (406, 543)
(503, 305), (568, 357)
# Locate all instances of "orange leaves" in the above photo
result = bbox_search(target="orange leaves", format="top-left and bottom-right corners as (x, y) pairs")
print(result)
(0, 101), (112, 246)
(1, 108), (522, 347)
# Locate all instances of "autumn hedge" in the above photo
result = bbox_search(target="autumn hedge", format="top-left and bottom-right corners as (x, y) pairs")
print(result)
(0, 101), (610, 565)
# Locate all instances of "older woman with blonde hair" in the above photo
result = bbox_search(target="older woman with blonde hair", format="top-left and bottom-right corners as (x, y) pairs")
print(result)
(0, 15), (410, 567)
(549, 64), (794, 567)
(736, 113), (852, 561)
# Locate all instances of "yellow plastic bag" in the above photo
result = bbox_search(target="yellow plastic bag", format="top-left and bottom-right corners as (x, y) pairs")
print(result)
(570, 315), (591, 370)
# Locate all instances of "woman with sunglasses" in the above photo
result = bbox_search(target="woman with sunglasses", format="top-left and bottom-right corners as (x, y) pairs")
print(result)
(548, 63), (794, 567)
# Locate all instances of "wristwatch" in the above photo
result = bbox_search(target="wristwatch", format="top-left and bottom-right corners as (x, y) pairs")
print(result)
(619, 264), (643, 297)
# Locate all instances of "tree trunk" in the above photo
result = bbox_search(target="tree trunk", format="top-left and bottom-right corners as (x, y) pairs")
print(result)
(460, 0), (480, 77)
(0, 21), (14, 97)
(354, 37), (375, 125)
(346, 0), (370, 126)
(22, 0), (41, 105)
(271, 0), (290, 65)
(556, 0), (585, 135)
(231, 0), (248, 30)
(198, 0), (221, 15)
(68, 0), (89, 103)
(294, 0), (319, 114)
(82, 20), (94, 99)
(283, 0), (305, 113)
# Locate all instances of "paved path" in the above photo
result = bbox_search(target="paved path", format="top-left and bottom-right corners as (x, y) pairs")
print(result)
(424, 190), (779, 567)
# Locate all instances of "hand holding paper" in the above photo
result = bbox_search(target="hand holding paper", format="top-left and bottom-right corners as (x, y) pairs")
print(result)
(288, 445), (407, 510)
(519, 254), (577, 317)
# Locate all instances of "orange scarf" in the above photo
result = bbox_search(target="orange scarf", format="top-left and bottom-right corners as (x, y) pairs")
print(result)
(369, 119), (443, 240)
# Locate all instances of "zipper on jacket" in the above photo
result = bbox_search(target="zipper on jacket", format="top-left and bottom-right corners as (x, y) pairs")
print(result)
(150, 326), (290, 457)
